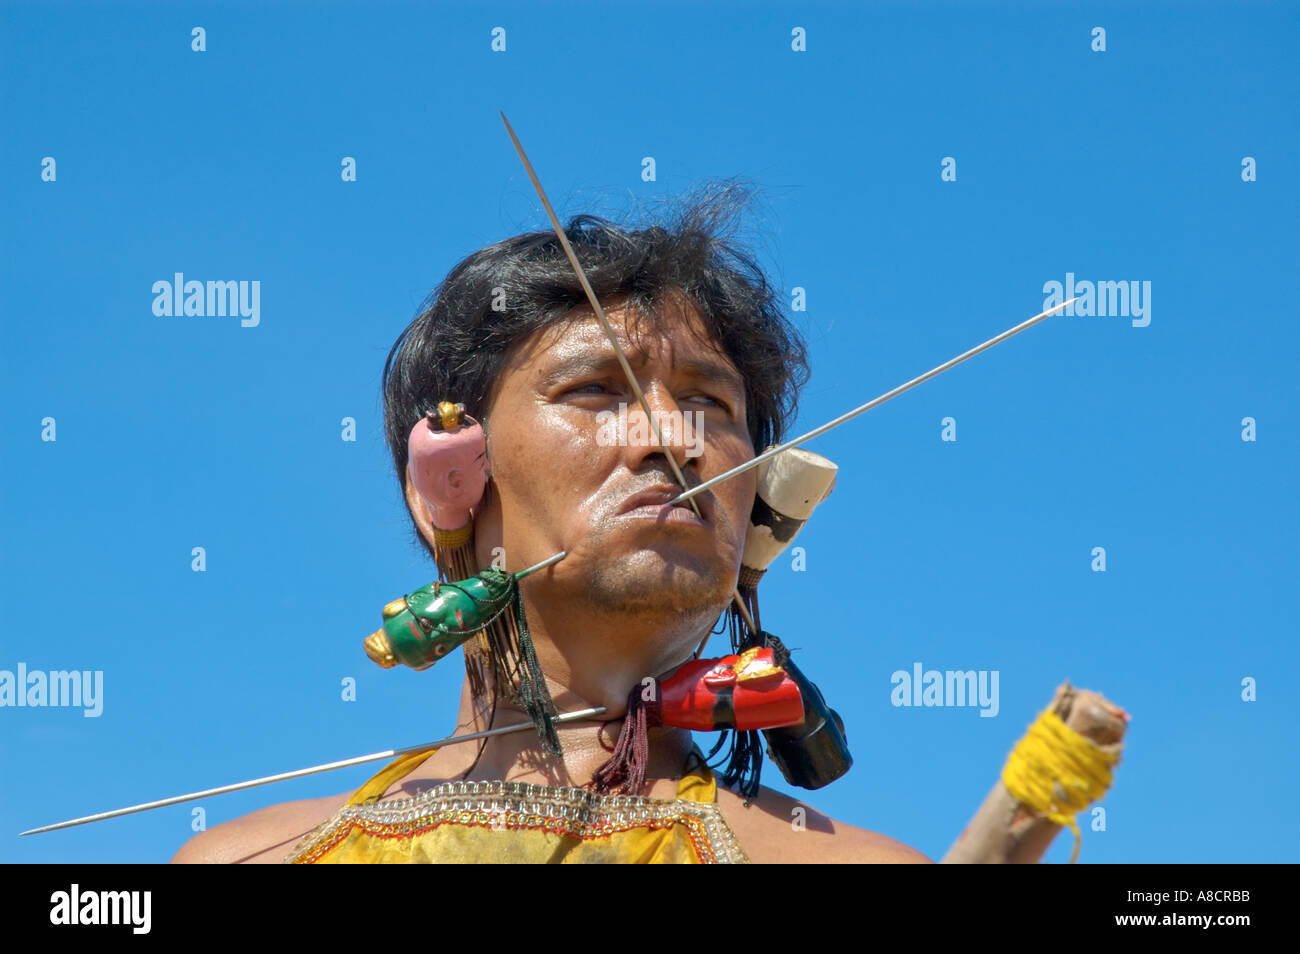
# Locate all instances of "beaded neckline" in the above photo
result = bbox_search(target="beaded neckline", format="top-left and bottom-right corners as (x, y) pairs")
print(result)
(285, 774), (750, 864)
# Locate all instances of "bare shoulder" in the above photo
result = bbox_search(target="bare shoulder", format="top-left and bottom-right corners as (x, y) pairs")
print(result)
(714, 783), (933, 864)
(170, 792), (352, 865)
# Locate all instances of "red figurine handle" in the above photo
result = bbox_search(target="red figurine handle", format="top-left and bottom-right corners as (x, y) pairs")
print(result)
(654, 647), (804, 732)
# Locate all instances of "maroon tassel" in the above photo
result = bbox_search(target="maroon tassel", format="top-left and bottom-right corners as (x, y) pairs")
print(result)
(589, 685), (651, 796)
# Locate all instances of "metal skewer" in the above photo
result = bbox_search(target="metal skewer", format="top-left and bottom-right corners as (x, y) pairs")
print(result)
(514, 550), (567, 578)
(20, 705), (607, 836)
(483, 294), (1073, 581)
(666, 298), (1078, 507)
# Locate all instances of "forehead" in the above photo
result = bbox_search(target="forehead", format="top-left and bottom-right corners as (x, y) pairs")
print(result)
(504, 295), (743, 386)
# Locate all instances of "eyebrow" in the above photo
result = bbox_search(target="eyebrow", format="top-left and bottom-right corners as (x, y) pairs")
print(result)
(539, 351), (745, 395)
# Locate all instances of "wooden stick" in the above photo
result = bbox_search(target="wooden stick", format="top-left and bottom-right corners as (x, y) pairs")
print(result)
(941, 681), (1128, 864)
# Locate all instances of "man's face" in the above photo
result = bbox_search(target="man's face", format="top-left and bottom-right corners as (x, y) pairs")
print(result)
(475, 294), (757, 621)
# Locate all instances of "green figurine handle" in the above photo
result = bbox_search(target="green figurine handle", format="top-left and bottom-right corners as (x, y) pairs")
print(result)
(363, 569), (517, 670)
(363, 551), (566, 671)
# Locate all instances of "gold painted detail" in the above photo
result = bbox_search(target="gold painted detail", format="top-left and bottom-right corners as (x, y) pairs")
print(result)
(363, 630), (396, 668)
(734, 646), (782, 683)
(438, 401), (462, 432)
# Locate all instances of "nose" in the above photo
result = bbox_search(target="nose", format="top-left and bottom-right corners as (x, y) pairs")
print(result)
(621, 383), (698, 478)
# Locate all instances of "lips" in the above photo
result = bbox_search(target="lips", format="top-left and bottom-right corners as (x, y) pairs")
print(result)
(616, 484), (710, 525)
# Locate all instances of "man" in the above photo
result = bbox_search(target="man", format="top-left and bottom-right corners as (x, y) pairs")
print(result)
(173, 187), (931, 863)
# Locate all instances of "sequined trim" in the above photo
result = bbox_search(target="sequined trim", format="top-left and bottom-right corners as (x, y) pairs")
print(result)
(285, 779), (750, 865)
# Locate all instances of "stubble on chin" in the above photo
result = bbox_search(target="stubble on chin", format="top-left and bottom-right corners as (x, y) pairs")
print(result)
(582, 556), (732, 617)
(568, 518), (734, 618)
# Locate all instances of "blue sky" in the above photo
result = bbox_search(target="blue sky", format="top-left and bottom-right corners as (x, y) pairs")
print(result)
(2, 0), (1296, 863)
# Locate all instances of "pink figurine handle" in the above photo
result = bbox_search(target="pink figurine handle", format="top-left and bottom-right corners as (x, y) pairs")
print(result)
(407, 405), (489, 530)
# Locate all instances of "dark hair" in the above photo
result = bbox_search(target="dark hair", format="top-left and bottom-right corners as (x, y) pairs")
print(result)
(381, 181), (810, 560)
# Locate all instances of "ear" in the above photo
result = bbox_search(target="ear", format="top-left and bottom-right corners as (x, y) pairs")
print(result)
(403, 465), (440, 551)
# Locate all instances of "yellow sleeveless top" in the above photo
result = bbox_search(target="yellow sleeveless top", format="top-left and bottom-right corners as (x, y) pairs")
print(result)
(284, 748), (750, 864)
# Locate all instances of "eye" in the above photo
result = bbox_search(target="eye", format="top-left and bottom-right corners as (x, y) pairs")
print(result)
(682, 392), (733, 415)
(563, 381), (622, 399)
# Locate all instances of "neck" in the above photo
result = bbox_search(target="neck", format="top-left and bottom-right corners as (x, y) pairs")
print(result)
(407, 587), (728, 792)
(518, 584), (724, 716)
(446, 677), (697, 790)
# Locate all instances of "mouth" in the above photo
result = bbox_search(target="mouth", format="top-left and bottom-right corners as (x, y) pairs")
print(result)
(616, 484), (710, 527)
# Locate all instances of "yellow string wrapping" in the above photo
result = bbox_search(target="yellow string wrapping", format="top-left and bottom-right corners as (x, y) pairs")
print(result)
(1000, 708), (1121, 863)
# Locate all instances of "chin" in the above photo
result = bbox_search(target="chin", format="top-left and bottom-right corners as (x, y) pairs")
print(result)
(584, 551), (734, 616)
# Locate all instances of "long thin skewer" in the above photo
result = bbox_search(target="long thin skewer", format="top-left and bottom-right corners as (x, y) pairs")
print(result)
(515, 550), (567, 578)
(667, 298), (1077, 507)
(20, 705), (607, 836)
(25, 139), (1065, 839)
(499, 111), (759, 637)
